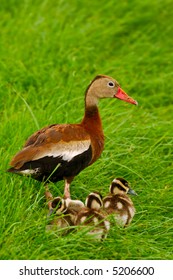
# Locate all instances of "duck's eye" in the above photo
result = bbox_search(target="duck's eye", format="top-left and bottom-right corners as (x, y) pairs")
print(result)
(107, 81), (115, 88)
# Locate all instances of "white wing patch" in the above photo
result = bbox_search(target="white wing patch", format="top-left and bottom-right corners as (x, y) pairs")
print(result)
(104, 201), (111, 209)
(117, 202), (123, 210)
(115, 213), (128, 226)
(33, 140), (91, 162)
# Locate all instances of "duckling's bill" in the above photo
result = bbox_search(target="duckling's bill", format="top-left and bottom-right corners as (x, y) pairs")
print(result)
(48, 208), (54, 216)
(127, 188), (138, 196)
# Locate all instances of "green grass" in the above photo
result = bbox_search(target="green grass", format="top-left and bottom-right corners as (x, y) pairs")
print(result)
(0, 0), (173, 260)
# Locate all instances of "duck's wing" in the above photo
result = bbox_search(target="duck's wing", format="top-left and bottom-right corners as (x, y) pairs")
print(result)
(23, 124), (57, 147)
(8, 124), (92, 170)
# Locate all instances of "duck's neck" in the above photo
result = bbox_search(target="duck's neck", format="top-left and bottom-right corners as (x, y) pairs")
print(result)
(82, 95), (103, 131)
(81, 91), (104, 164)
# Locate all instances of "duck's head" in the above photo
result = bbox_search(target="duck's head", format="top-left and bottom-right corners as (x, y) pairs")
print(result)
(85, 192), (103, 211)
(48, 196), (67, 216)
(110, 177), (137, 196)
(85, 75), (138, 106)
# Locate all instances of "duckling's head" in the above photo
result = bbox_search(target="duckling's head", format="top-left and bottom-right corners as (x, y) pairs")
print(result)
(86, 75), (138, 105)
(85, 192), (103, 211)
(48, 196), (66, 216)
(110, 178), (137, 196)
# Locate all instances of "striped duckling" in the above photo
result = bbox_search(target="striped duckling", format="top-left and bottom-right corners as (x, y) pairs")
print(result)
(75, 192), (110, 240)
(45, 190), (84, 232)
(103, 178), (137, 227)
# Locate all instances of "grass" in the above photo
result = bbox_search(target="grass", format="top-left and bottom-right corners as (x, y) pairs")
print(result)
(0, 0), (173, 260)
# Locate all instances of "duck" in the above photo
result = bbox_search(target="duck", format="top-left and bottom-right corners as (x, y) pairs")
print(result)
(46, 196), (70, 232)
(75, 192), (110, 240)
(103, 177), (137, 227)
(46, 190), (84, 232)
(7, 75), (138, 199)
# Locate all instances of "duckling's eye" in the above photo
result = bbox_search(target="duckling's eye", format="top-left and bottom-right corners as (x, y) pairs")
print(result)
(107, 81), (115, 88)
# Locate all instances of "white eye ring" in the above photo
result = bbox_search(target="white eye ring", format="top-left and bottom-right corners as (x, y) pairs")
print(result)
(107, 81), (115, 88)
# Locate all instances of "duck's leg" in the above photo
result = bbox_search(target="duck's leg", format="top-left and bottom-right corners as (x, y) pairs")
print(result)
(64, 177), (74, 199)
(64, 179), (71, 199)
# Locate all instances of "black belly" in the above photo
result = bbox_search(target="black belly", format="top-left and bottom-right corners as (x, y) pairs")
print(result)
(19, 146), (92, 183)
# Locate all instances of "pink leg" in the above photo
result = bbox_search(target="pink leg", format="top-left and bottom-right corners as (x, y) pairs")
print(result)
(64, 179), (71, 199)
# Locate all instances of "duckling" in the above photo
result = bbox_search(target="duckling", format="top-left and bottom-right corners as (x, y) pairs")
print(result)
(46, 196), (70, 232)
(103, 178), (137, 227)
(46, 194), (84, 232)
(75, 192), (110, 240)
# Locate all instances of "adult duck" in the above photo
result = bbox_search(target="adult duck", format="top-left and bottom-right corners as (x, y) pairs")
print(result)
(7, 75), (137, 198)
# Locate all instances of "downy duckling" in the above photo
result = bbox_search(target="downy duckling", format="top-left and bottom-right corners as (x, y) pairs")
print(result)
(45, 189), (84, 232)
(46, 196), (70, 232)
(47, 196), (84, 229)
(103, 178), (137, 227)
(75, 192), (110, 240)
